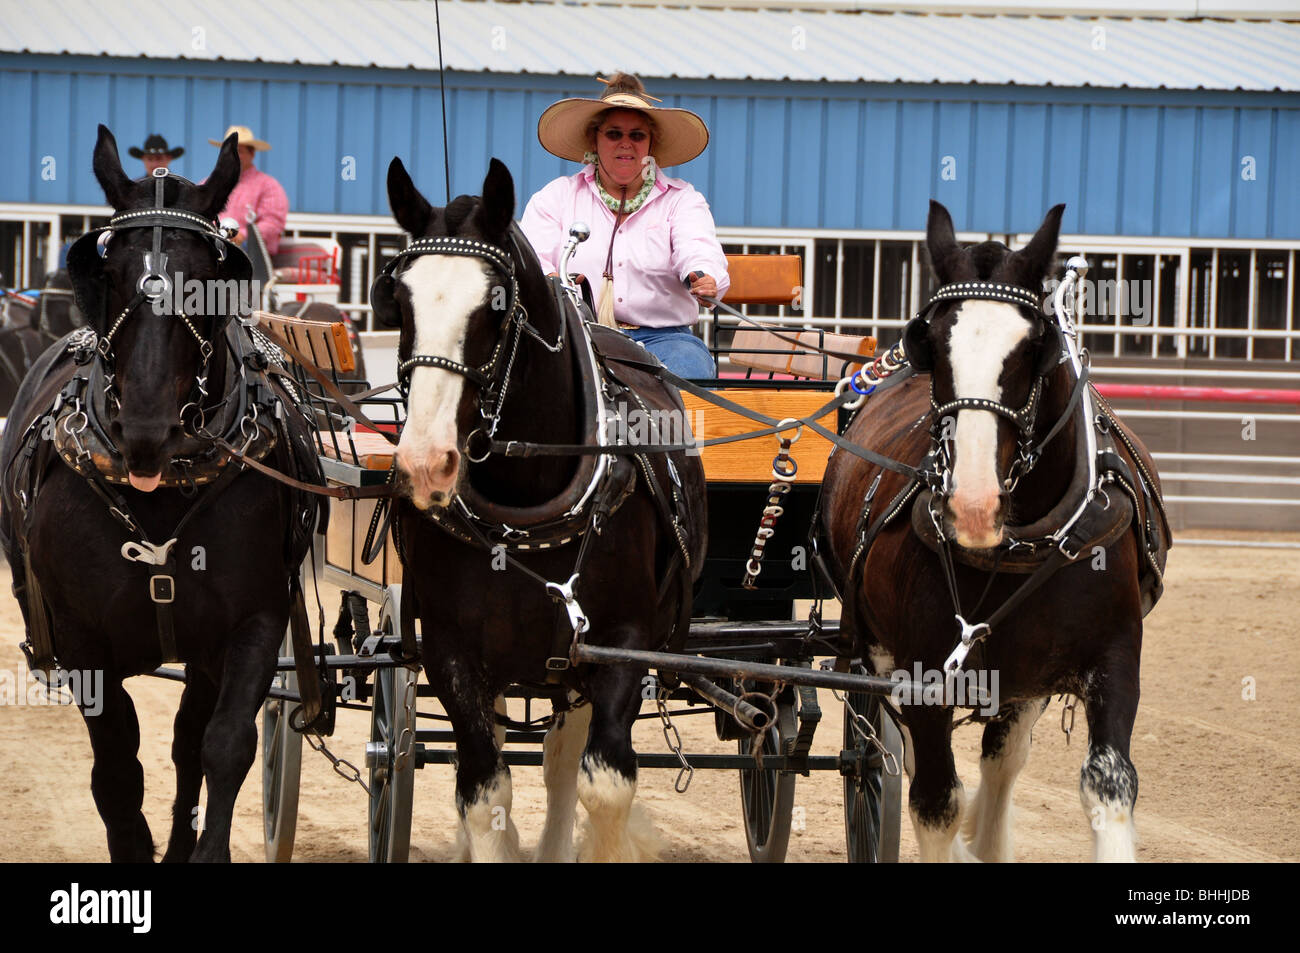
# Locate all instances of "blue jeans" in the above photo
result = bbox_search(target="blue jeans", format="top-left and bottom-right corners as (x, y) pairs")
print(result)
(624, 325), (716, 379)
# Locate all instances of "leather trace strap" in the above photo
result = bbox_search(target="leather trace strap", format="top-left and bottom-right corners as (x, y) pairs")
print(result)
(215, 437), (392, 500)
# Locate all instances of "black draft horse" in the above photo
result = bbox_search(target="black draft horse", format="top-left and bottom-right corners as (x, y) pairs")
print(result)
(0, 127), (321, 861)
(821, 202), (1169, 861)
(377, 157), (705, 861)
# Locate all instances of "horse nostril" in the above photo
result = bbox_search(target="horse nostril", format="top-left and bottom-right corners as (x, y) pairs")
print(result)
(437, 449), (460, 482)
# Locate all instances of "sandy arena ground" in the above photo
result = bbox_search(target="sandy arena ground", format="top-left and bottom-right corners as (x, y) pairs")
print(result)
(1, 532), (1297, 862)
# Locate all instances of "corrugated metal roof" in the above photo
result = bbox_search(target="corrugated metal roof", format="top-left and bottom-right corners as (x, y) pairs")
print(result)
(2, 0), (1299, 91)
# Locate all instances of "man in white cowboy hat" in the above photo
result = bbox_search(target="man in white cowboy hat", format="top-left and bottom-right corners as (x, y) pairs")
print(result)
(209, 124), (289, 254)
(129, 134), (184, 176)
(520, 73), (728, 378)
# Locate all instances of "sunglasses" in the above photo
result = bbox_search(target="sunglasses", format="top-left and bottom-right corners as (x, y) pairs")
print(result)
(600, 129), (650, 143)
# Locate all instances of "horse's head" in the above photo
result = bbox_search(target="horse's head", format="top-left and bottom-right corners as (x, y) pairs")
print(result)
(906, 200), (1065, 549)
(66, 125), (245, 490)
(379, 157), (530, 510)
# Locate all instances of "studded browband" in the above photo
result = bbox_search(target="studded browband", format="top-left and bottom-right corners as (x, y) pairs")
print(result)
(918, 281), (1043, 319)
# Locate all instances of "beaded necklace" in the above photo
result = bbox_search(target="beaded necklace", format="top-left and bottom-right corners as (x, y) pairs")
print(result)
(585, 154), (656, 214)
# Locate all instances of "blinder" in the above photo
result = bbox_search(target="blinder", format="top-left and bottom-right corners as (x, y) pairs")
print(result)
(64, 169), (252, 336)
(902, 314), (933, 372)
(369, 260), (401, 329)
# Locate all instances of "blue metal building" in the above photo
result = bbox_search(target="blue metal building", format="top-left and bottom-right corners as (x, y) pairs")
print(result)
(2, 0), (1298, 239)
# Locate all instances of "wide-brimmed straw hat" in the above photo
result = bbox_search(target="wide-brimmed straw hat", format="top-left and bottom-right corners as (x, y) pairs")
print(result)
(208, 125), (271, 151)
(128, 134), (184, 159)
(537, 73), (709, 168)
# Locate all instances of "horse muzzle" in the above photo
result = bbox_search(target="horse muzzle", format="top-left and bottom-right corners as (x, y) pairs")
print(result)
(111, 418), (182, 493)
(945, 489), (1007, 550)
(395, 445), (461, 511)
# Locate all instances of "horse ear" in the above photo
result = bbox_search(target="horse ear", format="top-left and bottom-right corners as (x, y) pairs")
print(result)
(195, 132), (242, 220)
(1006, 204), (1065, 289)
(480, 158), (515, 242)
(925, 200), (970, 285)
(92, 125), (134, 211)
(387, 158), (434, 238)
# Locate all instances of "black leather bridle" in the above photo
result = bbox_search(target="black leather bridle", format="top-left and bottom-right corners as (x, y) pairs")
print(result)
(371, 231), (565, 449)
(82, 169), (248, 364)
(905, 280), (1064, 493)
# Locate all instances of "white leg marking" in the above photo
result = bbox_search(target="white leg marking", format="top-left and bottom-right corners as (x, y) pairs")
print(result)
(964, 702), (1042, 862)
(458, 767), (522, 863)
(577, 757), (661, 863)
(867, 646), (895, 676)
(945, 301), (1033, 548)
(534, 700), (591, 863)
(910, 785), (979, 863)
(1081, 745), (1138, 863)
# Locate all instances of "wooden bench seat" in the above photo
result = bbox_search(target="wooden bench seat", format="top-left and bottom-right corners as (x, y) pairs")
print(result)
(254, 309), (355, 374)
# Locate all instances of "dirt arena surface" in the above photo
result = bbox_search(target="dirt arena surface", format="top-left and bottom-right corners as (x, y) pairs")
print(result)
(1, 531), (1297, 863)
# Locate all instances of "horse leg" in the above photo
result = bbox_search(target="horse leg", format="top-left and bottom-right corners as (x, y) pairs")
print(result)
(964, 698), (1047, 862)
(161, 671), (218, 862)
(534, 697), (591, 862)
(905, 705), (977, 862)
(445, 680), (521, 862)
(1080, 670), (1140, 862)
(82, 677), (155, 862)
(190, 615), (281, 862)
(577, 662), (659, 863)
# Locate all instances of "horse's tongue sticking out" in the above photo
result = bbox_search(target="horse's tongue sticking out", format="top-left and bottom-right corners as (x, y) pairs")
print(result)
(128, 472), (162, 493)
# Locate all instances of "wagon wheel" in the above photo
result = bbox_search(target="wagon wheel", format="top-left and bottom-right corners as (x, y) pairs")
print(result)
(737, 684), (797, 863)
(262, 630), (302, 863)
(842, 690), (903, 863)
(368, 585), (417, 863)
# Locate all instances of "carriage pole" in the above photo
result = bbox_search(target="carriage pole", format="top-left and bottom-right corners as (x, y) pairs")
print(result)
(571, 643), (909, 697)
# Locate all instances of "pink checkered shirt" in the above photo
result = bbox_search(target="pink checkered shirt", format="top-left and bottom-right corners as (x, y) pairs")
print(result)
(220, 165), (289, 255)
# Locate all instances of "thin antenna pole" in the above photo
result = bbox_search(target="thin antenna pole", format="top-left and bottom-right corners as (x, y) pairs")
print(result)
(434, 0), (451, 203)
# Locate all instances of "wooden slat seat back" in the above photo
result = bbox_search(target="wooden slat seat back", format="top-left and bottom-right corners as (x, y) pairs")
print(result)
(254, 309), (355, 374)
(318, 429), (395, 471)
(726, 328), (876, 381)
(788, 331), (875, 379)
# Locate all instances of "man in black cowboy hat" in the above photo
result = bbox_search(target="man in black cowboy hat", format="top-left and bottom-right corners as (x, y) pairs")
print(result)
(128, 134), (184, 176)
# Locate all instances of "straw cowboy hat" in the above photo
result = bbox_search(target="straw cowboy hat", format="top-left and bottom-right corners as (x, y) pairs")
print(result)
(208, 125), (271, 151)
(128, 134), (184, 159)
(537, 73), (709, 168)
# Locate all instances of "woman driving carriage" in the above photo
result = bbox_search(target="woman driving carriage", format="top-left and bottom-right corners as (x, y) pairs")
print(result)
(520, 73), (728, 379)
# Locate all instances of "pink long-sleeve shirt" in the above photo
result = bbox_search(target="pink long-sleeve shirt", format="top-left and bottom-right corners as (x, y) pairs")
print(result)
(519, 165), (729, 329)
(220, 165), (289, 255)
